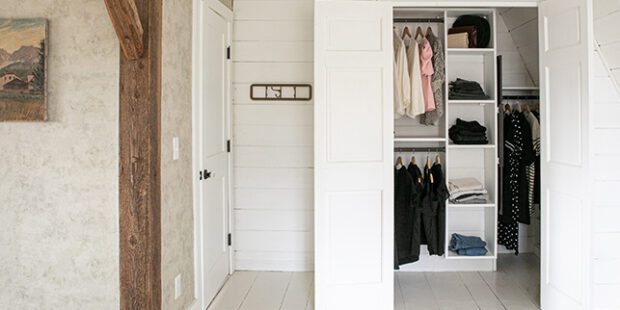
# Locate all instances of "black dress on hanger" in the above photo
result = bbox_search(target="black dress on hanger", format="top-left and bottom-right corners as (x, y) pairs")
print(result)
(498, 111), (527, 254)
(394, 166), (418, 268)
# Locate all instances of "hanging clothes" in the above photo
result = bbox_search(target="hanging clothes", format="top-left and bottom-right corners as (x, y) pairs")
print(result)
(418, 37), (436, 112)
(408, 162), (423, 263)
(430, 162), (448, 256)
(394, 165), (417, 269)
(393, 29), (411, 119)
(532, 110), (541, 204)
(516, 111), (535, 225)
(498, 112), (521, 254)
(420, 32), (445, 126)
(524, 110), (540, 216)
(416, 161), (448, 256)
(404, 36), (426, 117)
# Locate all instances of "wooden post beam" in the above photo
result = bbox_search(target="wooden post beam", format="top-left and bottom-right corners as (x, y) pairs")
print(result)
(107, 0), (162, 308)
(104, 0), (145, 60)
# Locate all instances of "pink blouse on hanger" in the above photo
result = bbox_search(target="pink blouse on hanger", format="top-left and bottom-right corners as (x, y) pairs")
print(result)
(419, 37), (436, 112)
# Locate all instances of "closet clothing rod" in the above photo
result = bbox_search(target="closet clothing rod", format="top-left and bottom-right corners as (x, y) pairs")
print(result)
(395, 147), (445, 152)
(502, 95), (539, 100)
(393, 18), (445, 23)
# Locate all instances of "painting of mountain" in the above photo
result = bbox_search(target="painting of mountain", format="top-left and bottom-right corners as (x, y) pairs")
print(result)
(0, 19), (47, 121)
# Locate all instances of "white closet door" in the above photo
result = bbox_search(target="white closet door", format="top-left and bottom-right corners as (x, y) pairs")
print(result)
(539, 0), (592, 309)
(314, 2), (393, 309)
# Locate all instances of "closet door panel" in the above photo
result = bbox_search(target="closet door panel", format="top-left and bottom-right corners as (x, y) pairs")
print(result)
(539, 0), (592, 309)
(315, 2), (393, 309)
(326, 67), (383, 162)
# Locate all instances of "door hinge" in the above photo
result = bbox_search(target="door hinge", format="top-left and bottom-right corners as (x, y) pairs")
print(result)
(227, 140), (231, 153)
(226, 46), (231, 60)
(227, 233), (232, 246)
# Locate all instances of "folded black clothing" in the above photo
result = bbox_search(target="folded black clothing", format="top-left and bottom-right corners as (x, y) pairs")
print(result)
(449, 128), (486, 137)
(455, 118), (487, 133)
(450, 92), (491, 100)
(450, 136), (488, 145)
(449, 78), (489, 100)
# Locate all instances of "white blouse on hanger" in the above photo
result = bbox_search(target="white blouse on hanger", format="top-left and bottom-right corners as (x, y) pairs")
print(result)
(393, 29), (411, 119)
(405, 36), (426, 118)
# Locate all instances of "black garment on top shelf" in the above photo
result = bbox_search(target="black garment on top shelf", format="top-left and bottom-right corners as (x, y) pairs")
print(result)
(394, 166), (417, 269)
(452, 15), (491, 48)
(449, 78), (490, 100)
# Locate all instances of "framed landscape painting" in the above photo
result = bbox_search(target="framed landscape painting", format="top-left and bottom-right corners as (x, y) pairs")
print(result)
(0, 19), (47, 121)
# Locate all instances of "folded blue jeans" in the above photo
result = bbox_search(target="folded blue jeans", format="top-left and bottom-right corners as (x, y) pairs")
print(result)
(456, 247), (488, 256)
(449, 233), (487, 251)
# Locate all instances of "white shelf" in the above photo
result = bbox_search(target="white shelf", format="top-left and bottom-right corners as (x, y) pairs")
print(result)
(447, 48), (495, 55)
(446, 249), (496, 260)
(448, 203), (495, 208)
(502, 86), (539, 91)
(448, 144), (495, 149)
(395, 137), (447, 143)
(448, 99), (496, 105)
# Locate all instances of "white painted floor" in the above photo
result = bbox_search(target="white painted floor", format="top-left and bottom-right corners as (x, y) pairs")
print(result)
(207, 253), (539, 310)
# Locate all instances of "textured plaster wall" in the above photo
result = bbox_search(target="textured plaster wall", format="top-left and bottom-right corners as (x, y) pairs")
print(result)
(161, 0), (196, 309)
(0, 0), (120, 309)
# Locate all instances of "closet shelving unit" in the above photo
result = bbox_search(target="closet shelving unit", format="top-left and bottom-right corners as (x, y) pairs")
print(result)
(394, 8), (498, 269)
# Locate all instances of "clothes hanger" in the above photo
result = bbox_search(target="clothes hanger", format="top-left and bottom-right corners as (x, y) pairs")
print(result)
(426, 21), (433, 37)
(415, 26), (424, 41)
(401, 26), (413, 40)
(411, 154), (416, 166)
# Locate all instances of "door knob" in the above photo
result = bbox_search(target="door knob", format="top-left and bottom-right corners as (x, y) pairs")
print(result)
(203, 169), (212, 180)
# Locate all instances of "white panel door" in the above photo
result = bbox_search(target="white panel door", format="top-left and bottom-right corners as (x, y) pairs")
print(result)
(539, 1), (592, 309)
(314, 2), (393, 309)
(200, 5), (231, 308)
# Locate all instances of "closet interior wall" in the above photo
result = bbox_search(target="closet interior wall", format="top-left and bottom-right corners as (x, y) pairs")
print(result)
(232, 0), (314, 271)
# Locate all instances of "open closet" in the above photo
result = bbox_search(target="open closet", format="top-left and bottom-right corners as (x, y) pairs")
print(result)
(314, 0), (593, 308)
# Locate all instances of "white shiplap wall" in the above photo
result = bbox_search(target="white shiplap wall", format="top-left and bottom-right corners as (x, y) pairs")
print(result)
(497, 8), (539, 87)
(232, 0), (314, 271)
(591, 47), (620, 310)
(592, 2), (620, 307)
(595, 1), (620, 89)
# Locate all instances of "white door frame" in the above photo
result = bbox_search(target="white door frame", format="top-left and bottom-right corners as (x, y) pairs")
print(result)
(192, 0), (234, 309)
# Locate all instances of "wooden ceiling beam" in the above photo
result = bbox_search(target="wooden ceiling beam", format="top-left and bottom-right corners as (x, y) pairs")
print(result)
(104, 0), (145, 59)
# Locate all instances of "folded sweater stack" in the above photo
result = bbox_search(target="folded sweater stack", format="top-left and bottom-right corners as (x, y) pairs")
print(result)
(449, 233), (488, 256)
(449, 78), (489, 100)
(449, 118), (488, 145)
(448, 177), (488, 204)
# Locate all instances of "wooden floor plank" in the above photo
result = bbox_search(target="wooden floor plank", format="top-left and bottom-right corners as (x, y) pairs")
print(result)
(398, 272), (440, 310)
(239, 272), (291, 310)
(394, 273), (406, 310)
(480, 271), (539, 310)
(208, 271), (258, 310)
(425, 272), (479, 310)
(280, 272), (313, 310)
(497, 254), (540, 308)
(459, 272), (506, 310)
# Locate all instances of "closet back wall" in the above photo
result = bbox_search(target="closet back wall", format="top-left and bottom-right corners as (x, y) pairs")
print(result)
(232, 0), (314, 271)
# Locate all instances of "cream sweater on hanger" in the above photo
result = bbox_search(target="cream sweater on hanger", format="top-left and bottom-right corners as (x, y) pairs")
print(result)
(405, 36), (426, 118)
(394, 30), (411, 119)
